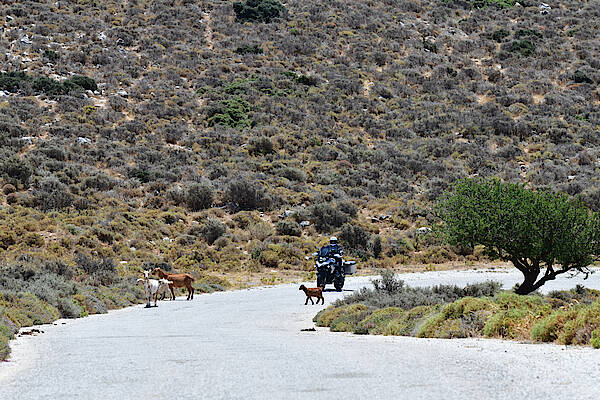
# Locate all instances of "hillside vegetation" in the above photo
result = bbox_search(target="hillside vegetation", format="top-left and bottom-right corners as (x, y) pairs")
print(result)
(0, 0), (599, 354)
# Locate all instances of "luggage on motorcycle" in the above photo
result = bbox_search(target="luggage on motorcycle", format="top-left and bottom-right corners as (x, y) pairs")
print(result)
(343, 260), (356, 275)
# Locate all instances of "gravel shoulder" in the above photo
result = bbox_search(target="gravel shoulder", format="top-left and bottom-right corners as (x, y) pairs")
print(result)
(2, 269), (600, 400)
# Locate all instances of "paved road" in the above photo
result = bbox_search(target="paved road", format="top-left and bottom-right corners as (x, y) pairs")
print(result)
(2, 269), (600, 400)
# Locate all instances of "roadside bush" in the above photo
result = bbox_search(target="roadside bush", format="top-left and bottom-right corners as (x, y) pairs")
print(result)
(336, 270), (502, 309)
(56, 297), (86, 319)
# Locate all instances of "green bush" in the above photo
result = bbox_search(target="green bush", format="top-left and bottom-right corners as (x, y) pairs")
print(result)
(329, 304), (373, 332)
(66, 75), (98, 91)
(0, 71), (28, 92)
(32, 76), (74, 96)
(509, 40), (535, 57)
(207, 98), (251, 128)
(355, 307), (405, 335)
(472, 0), (517, 8)
(491, 29), (510, 42)
(0, 71), (97, 95)
(235, 45), (263, 55)
(233, 0), (285, 23)
(201, 218), (226, 244)
(276, 220), (301, 236)
(572, 70), (594, 84)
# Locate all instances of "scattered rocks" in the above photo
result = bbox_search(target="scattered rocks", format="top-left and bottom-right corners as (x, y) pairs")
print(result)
(371, 214), (391, 223)
(299, 220), (310, 227)
(76, 137), (92, 145)
(279, 210), (293, 219)
(539, 3), (551, 14)
(19, 328), (44, 336)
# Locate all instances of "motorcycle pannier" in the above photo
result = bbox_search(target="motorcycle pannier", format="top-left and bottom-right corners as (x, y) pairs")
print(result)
(343, 260), (357, 275)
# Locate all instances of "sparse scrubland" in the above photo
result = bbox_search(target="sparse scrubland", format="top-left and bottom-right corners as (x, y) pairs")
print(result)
(1, 0), (599, 356)
(315, 271), (600, 348)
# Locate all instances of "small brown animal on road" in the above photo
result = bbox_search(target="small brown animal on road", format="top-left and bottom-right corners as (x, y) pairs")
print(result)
(299, 284), (324, 305)
(152, 268), (195, 300)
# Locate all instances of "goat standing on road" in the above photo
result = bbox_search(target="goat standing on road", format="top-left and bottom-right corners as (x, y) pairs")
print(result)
(152, 268), (195, 300)
(157, 278), (173, 300)
(137, 270), (160, 307)
(299, 285), (324, 305)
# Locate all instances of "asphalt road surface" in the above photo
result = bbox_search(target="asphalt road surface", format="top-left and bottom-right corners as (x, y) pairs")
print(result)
(2, 269), (600, 400)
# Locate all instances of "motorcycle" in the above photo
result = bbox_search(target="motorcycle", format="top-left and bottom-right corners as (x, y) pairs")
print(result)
(312, 246), (357, 291)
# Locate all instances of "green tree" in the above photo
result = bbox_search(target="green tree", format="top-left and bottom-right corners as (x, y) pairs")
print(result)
(436, 179), (599, 295)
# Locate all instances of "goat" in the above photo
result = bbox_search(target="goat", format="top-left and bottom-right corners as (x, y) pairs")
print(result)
(157, 278), (173, 300)
(137, 270), (160, 307)
(152, 268), (195, 300)
(299, 284), (324, 305)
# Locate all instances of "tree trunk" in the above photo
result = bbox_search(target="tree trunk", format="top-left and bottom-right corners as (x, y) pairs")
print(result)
(514, 269), (540, 295)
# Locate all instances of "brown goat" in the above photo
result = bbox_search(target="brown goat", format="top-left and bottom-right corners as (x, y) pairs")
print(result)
(299, 284), (324, 305)
(152, 268), (195, 300)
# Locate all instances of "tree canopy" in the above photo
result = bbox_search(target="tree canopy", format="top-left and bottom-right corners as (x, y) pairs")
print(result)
(436, 179), (600, 294)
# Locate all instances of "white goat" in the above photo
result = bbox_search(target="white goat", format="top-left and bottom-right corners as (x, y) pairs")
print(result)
(137, 270), (160, 307)
(157, 278), (173, 300)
